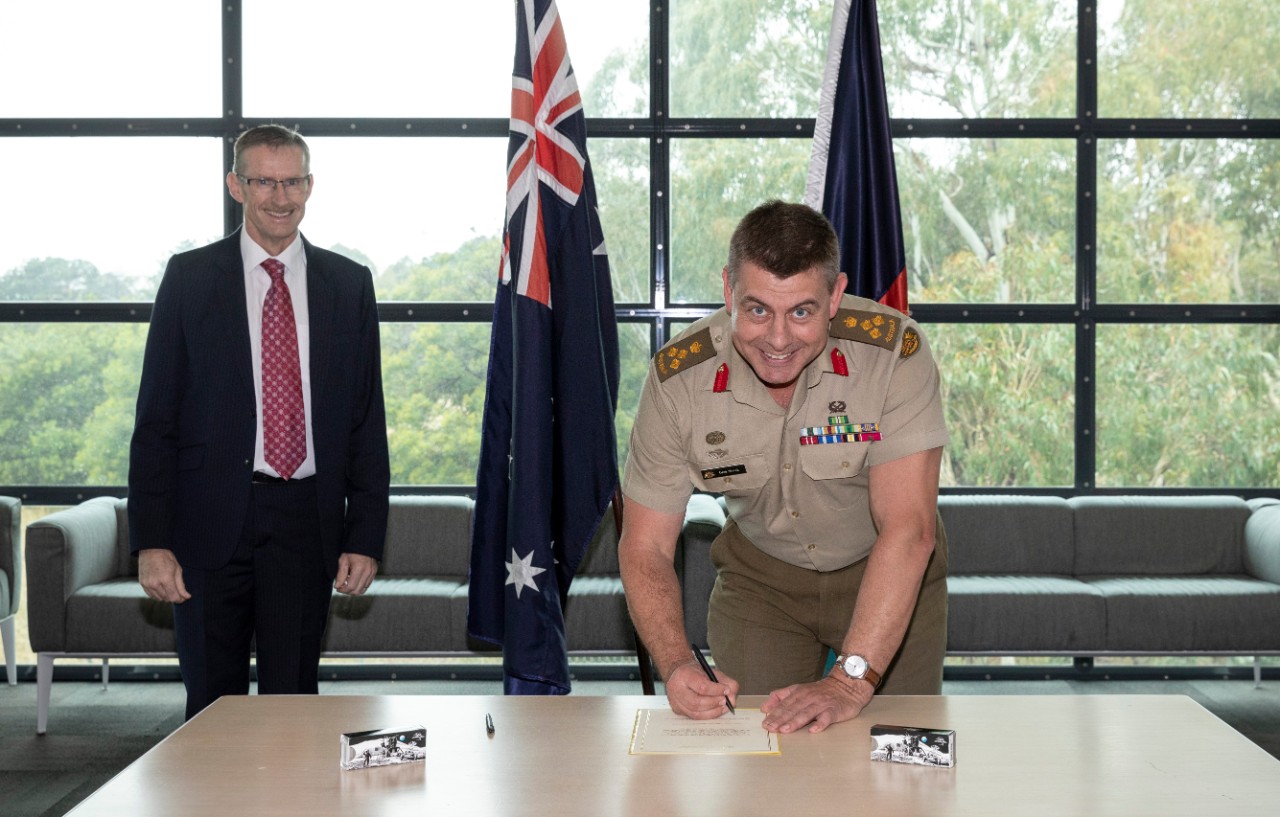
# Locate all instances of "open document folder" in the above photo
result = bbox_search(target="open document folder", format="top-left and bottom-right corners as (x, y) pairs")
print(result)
(629, 708), (780, 755)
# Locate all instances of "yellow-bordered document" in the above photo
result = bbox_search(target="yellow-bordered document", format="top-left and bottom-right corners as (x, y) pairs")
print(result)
(629, 708), (780, 755)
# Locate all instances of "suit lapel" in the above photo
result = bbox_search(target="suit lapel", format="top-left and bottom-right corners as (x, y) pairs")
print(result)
(303, 236), (334, 391)
(211, 231), (255, 396)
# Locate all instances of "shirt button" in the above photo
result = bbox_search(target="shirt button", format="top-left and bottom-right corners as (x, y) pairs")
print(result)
(783, 463), (792, 471)
(842, 461), (850, 468)
(791, 510), (800, 518)
(807, 544), (817, 551)
(724, 477), (732, 485)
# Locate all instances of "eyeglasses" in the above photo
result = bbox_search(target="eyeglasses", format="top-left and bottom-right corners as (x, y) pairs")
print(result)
(236, 174), (311, 193)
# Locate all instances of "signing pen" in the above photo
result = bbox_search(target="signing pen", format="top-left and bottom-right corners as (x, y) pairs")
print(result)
(690, 643), (735, 714)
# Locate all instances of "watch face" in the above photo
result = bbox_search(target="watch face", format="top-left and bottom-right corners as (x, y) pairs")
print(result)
(843, 654), (868, 679)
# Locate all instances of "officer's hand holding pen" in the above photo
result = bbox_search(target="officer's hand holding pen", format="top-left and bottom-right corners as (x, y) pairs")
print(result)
(691, 643), (735, 715)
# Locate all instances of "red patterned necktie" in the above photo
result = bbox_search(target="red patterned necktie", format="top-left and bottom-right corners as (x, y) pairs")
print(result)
(260, 258), (306, 479)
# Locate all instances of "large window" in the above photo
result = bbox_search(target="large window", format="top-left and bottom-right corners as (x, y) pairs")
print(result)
(1, 0), (1277, 502)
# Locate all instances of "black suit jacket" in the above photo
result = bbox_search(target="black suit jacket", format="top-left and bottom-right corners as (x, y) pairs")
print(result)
(128, 231), (389, 576)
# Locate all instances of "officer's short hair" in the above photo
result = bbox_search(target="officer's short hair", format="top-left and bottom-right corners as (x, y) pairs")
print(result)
(232, 124), (311, 175)
(726, 200), (840, 289)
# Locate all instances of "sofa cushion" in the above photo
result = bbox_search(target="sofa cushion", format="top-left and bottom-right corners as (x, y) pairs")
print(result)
(324, 577), (464, 652)
(65, 579), (176, 653)
(946, 575), (1106, 652)
(940, 495), (1074, 575)
(378, 496), (473, 577)
(563, 575), (632, 650)
(1071, 496), (1250, 576)
(1086, 575), (1280, 651)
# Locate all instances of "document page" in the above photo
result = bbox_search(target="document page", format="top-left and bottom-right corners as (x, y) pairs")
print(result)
(629, 708), (779, 755)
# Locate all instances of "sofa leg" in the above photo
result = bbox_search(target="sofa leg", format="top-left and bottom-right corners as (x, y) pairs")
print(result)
(37, 653), (55, 735)
(102, 657), (109, 691)
(1255, 656), (1262, 690)
(1, 616), (14, 686)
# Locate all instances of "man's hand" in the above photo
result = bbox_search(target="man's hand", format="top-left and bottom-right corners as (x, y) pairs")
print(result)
(665, 659), (740, 720)
(138, 548), (191, 604)
(335, 553), (378, 595)
(759, 674), (872, 734)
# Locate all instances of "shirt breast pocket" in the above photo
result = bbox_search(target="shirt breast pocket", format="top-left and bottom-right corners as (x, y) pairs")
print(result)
(799, 442), (870, 511)
(691, 452), (768, 496)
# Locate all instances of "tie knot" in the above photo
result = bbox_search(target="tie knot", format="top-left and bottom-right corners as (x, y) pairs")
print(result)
(262, 258), (286, 281)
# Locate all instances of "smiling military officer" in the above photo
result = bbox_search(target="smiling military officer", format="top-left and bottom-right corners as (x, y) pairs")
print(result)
(618, 200), (949, 736)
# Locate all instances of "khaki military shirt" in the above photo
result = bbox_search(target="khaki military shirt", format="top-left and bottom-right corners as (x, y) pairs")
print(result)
(623, 294), (949, 571)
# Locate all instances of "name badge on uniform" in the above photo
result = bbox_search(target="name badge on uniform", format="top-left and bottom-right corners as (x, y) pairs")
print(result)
(701, 464), (747, 481)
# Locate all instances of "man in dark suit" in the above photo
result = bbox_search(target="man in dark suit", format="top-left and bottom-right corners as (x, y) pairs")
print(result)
(129, 124), (390, 719)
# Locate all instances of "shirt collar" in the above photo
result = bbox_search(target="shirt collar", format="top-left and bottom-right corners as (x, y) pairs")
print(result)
(240, 230), (306, 276)
(711, 336), (842, 414)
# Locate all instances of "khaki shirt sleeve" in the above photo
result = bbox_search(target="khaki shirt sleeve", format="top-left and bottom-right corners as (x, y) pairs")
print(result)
(865, 321), (950, 467)
(622, 365), (697, 515)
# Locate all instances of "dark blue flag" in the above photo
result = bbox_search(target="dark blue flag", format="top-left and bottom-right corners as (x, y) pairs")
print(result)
(805, 0), (910, 312)
(467, 0), (620, 695)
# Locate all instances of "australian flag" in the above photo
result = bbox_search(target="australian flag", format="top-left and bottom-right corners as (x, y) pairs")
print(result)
(805, 0), (909, 312)
(467, 0), (620, 695)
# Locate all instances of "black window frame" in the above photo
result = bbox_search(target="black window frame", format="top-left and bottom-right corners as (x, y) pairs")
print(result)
(1, 1), (1278, 505)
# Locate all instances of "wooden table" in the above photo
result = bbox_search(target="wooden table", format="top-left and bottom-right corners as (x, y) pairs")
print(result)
(67, 694), (1280, 816)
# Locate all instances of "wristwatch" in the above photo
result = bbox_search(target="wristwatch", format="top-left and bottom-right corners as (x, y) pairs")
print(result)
(834, 653), (882, 690)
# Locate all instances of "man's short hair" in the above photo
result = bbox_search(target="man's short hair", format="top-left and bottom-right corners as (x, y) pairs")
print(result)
(726, 200), (840, 289)
(232, 124), (311, 175)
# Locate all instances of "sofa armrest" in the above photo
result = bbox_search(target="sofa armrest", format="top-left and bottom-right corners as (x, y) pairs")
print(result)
(679, 494), (727, 649)
(0, 496), (18, 618)
(1244, 502), (1280, 586)
(25, 497), (124, 653)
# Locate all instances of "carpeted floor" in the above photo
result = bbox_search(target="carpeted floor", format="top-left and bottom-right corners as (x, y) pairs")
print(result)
(2, 673), (1277, 817)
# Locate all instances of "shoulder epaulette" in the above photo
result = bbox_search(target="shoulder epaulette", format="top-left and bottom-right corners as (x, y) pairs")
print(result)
(830, 308), (900, 351)
(653, 327), (717, 382)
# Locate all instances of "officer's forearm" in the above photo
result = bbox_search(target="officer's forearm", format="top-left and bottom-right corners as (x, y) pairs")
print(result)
(842, 447), (942, 672)
(619, 538), (693, 679)
(840, 527), (934, 673)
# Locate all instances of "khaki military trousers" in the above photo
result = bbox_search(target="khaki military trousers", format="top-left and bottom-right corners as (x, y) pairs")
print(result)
(706, 516), (948, 696)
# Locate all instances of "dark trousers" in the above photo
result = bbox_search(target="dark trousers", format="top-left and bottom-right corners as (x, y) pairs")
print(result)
(173, 478), (331, 720)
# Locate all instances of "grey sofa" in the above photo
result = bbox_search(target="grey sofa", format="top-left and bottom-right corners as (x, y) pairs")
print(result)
(25, 491), (1280, 734)
(24, 493), (724, 734)
(1, 496), (19, 686)
(942, 495), (1280, 680)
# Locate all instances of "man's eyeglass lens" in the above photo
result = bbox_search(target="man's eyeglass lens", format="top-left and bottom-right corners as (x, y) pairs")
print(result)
(239, 175), (309, 191)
